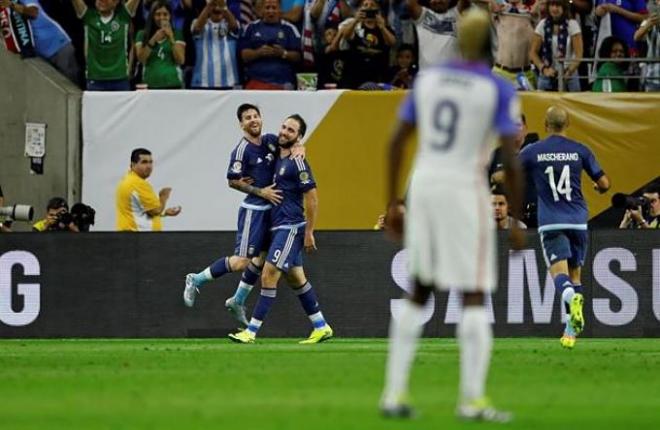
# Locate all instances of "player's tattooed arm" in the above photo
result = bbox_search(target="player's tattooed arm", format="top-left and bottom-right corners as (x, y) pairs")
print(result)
(229, 178), (283, 204)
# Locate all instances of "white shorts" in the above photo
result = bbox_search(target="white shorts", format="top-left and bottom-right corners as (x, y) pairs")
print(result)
(405, 174), (497, 292)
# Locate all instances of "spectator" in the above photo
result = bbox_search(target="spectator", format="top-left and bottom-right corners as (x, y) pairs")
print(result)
(142, 0), (190, 31)
(592, 36), (628, 92)
(530, 0), (583, 91)
(306, 0), (348, 57)
(336, 0), (396, 88)
(634, 3), (660, 92)
(595, 0), (647, 55)
(32, 197), (79, 232)
(239, 0), (301, 89)
(135, 0), (186, 88)
(619, 184), (660, 229)
(1, 0), (80, 83)
(116, 148), (182, 232)
(317, 25), (344, 87)
(385, 43), (417, 88)
(570, 0), (596, 88)
(190, 0), (240, 88)
(385, 0), (416, 46)
(71, 0), (142, 91)
(407, 0), (470, 69)
(492, 185), (527, 230)
(491, 1), (536, 90)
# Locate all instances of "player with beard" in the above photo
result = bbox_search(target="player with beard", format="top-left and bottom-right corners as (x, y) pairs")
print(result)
(229, 115), (333, 344)
(183, 104), (287, 326)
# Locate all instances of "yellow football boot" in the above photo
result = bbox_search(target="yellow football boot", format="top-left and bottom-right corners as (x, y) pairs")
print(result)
(299, 325), (333, 344)
(560, 333), (576, 349)
(228, 329), (255, 344)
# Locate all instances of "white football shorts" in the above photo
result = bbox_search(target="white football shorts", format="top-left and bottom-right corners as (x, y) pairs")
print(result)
(405, 172), (497, 292)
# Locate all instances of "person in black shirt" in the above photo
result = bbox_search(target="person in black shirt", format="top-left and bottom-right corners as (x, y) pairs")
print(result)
(336, 0), (396, 88)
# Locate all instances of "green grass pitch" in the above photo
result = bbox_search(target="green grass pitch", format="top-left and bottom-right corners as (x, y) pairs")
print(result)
(1, 338), (659, 429)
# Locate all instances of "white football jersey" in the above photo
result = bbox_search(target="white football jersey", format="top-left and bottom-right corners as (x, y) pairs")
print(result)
(399, 61), (520, 184)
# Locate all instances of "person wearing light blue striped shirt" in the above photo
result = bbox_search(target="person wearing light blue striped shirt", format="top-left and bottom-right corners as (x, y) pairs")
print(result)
(3, 0), (80, 83)
(191, 0), (240, 88)
(634, 4), (660, 92)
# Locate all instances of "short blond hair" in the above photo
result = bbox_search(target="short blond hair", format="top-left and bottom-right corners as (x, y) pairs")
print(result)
(457, 8), (491, 61)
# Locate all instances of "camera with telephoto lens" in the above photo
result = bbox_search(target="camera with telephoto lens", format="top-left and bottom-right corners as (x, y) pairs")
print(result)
(0, 204), (34, 223)
(612, 193), (650, 215)
(70, 203), (96, 232)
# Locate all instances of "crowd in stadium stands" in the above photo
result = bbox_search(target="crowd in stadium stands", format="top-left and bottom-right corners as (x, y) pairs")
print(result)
(1, 0), (659, 91)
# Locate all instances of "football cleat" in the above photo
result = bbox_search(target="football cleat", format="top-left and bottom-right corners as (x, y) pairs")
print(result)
(183, 274), (199, 307)
(299, 325), (334, 344)
(225, 297), (249, 327)
(560, 333), (576, 349)
(228, 329), (255, 344)
(569, 293), (585, 335)
(380, 393), (416, 419)
(456, 397), (512, 423)
(381, 403), (417, 419)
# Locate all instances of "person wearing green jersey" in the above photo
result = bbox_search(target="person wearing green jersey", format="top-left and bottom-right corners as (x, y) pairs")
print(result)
(71, 0), (142, 90)
(135, 0), (186, 88)
(592, 36), (628, 93)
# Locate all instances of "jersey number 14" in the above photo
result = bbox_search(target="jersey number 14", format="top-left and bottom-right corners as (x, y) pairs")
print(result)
(545, 165), (572, 202)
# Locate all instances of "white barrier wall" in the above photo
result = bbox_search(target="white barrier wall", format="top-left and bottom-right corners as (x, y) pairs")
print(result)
(82, 90), (342, 231)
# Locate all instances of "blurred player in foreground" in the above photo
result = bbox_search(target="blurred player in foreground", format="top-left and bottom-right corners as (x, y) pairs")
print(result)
(519, 106), (610, 349)
(380, 8), (525, 422)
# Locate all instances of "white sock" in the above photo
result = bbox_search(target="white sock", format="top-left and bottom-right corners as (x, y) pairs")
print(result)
(562, 287), (575, 305)
(382, 299), (425, 407)
(457, 306), (492, 404)
(200, 268), (213, 281)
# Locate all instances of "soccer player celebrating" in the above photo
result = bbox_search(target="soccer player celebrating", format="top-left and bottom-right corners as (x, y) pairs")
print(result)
(381, 8), (525, 422)
(229, 115), (333, 344)
(519, 106), (610, 348)
(183, 104), (283, 325)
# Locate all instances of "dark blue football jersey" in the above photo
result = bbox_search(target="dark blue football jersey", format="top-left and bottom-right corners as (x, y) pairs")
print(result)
(519, 135), (604, 231)
(226, 134), (279, 207)
(270, 156), (316, 228)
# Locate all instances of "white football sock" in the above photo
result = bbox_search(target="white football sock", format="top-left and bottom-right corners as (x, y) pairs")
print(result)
(382, 299), (425, 407)
(457, 306), (492, 403)
(562, 286), (575, 305)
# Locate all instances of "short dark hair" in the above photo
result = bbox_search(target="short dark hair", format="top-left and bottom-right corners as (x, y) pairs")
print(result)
(491, 184), (507, 197)
(287, 114), (307, 138)
(645, 183), (660, 196)
(131, 148), (151, 164)
(237, 103), (260, 121)
(47, 197), (68, 211)
(397, 44), (415, 56)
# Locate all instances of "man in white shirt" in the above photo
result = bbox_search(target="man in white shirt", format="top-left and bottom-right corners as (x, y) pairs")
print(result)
(407, 0), (470, 68)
